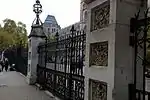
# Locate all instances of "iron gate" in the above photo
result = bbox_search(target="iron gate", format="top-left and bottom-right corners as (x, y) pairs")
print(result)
(37, 26), (85, 100)
(129, 9), (150, 100)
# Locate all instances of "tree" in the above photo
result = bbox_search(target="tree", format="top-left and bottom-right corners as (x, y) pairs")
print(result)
(0, 30), (14, 50)
(3, 19), (17, 34)
(0, 18), (28, 51)
(47, 34), (56, 42)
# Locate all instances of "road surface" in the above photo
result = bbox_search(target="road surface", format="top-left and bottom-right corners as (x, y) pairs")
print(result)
(0, 71), (55, 100)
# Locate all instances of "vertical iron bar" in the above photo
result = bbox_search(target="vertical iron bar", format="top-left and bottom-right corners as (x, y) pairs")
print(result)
(133, 17), (138, 100)
(134, 19), (137, 87)
(54, 32), (59, 95)
(81, 31), (85, 76)
(69, 25), (75, 100)
(64, 35), (68, 99)
(148, 93), (150, 100)
(78, 31), (81, 76)
(74, 31), (77, 98)
(73, 30), (76, 75)
(128, 84), (136, 100)
(44, 38), (48, 89)
(143, 12), (148, 100)
(67, 35), (70, 99)
(76, 31), (79, 75)
(138, 91), (141, 100)
(75, 31), (77, 75)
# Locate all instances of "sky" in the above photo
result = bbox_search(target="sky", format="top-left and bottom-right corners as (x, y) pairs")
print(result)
(0, 0), (80, 34)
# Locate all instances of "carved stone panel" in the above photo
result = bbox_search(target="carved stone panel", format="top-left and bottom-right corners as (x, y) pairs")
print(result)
(90, 41), (108, 67)
(89, 79), (107, 100)
(91, 1), (110, 31)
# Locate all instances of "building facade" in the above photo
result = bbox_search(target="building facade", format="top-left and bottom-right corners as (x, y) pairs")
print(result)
(43, 15), (61, 36)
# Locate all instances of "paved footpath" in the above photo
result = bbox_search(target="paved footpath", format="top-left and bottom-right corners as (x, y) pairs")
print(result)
(0, 71), (55, 100)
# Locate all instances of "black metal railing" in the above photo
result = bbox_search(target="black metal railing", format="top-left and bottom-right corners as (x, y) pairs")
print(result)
(4, 46), (28, 76)
(136, 89), (150, 100)
(129, 9), (150, 100)
(37, 26), (85, 100)
(129, 84), (150, 100)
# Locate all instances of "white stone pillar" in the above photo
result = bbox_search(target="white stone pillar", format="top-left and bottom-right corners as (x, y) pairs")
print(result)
(83, 0), (147, 100)
(84, 0), (115, 100)
(26, 26), (46, 85)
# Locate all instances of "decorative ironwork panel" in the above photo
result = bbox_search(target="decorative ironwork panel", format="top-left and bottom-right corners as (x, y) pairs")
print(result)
(55, 75), (66, 95)
(90, 41), (108, 67)
(37, 26), (85, 100)
(36, 66), (45, 85)
(129, 10), (150, 100)
(46, 70), (54, 91)
(89, 79), (107, 100)
(91, 1), (110, 31)
(71, 77), (84, 100)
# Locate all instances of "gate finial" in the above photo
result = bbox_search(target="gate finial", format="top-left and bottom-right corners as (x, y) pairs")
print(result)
(32, 0), (43, 26)
(70, 25), (76, 35)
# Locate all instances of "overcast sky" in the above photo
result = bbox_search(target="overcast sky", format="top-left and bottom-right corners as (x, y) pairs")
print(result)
(0, 0), (80, 34)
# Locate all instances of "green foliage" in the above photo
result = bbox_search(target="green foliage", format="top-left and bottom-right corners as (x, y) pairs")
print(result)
(47, 34), (56, 42)
(3, 19), (17, 34)
(0, 18), (28, 51)
(147, 30), (150, 68)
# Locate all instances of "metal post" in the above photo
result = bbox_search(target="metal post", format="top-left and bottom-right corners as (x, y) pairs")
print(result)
(143, 10), (149, 100)
(128, 84), (136, 100)
(54, 32), (59, 94)
(133, 18), (138, 100)
(69, 25), (75, 99)
(64, 35), (68, 99)
(44, 37), (48, 89)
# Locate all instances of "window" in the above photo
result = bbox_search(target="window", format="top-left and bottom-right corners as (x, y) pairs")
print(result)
(48, 28), (50, 32)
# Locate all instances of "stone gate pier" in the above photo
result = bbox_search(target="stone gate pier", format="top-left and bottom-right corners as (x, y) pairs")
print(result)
(83, 0), (147, 100)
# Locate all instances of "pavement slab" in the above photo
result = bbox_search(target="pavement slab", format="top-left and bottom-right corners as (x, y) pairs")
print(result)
(0, 71), (55, 100)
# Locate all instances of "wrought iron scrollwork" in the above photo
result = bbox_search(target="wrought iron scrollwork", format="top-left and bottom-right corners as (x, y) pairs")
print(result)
(91, 1), (110, 31)
(37, 25), (85, 100)
(89, 79), (107, 100)
(90, 41), (108, 67)
(130, 8), (150, 100)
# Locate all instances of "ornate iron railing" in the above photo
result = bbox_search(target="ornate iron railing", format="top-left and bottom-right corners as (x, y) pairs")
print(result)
(136, 89), (150, 100)
(129, 9), (150, 100)
(4, 46), (28, 75)
(37, 26), (85, 100)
